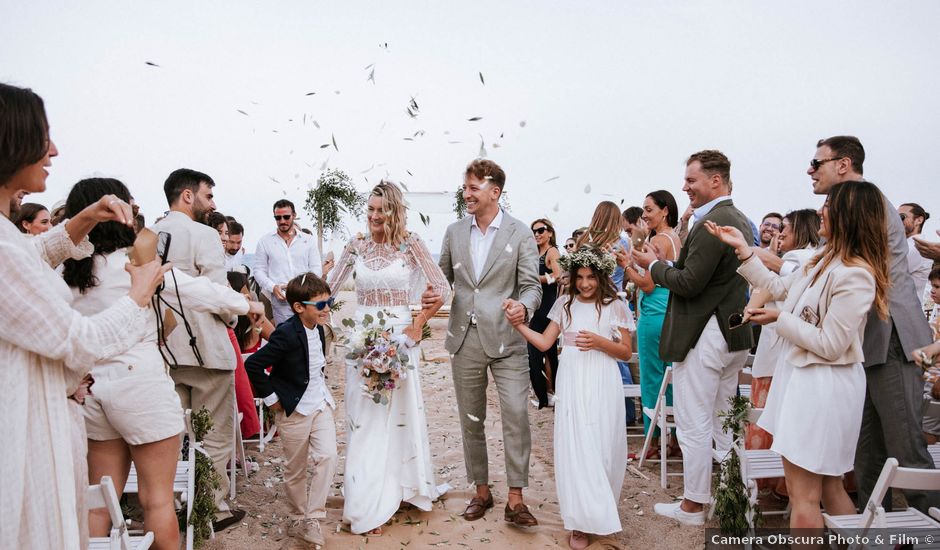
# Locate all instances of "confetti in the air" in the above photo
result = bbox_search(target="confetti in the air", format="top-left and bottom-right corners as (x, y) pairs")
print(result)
(479, 72), (485, 85)
(144, 61), (160, 67)
(466, 414), (480, 422)
(584, 184), (592, 194)
(467, 116), (483, 122)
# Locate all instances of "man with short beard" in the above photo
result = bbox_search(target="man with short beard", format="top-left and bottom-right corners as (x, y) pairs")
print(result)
(808, 136), (938, 513)
(758, 212), (783, 249)
(898, 203), (932, 303)
(224, 219), (246, 272)
(151, 168), (246, 531)
(253, 199), (323, 325)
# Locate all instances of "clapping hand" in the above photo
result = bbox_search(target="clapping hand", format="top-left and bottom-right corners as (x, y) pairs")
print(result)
(613, 246), (630, 269)
(703, 221), (749, 250)
(913, 230), (940, 262)
(631, 242), (659, 270)
(502, 299), (526, 326)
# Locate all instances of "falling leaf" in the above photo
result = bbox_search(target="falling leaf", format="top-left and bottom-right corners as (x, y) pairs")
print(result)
(544, 176), (560, 183)
(406, 170), (413, 176)
(236, 109), (249, 116)
(305, 92), (316, 96)
(479, 72), (485, 85)
(448, 141), (462, 145)
(403, 137), (414, 141)
(334, 90), (341, 95)
(504, 243), (513, 253)
(367, 67), (375, 84)
(269, 176), (280, 183)
(332, 134), (339, 151)
(453, 263), (462, 269)
(519, 120), (527, 127)
(467, 116), (482, 122)
(584, 184), (592, 193)
(320, 144), (330, 149)
(553, 203), (559, 212)
(360, 164), (374, 174)
(466, 414), (480, 422)
(419, 213), (431, 227)
(313, 120), (320, 129)
(144, 61), (160, 67)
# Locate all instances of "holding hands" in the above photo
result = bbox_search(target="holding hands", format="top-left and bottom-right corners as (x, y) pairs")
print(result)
(503, 298), (527, 326)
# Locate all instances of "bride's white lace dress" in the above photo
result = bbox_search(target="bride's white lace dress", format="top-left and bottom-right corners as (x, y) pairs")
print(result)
(327, 232), (451, 534)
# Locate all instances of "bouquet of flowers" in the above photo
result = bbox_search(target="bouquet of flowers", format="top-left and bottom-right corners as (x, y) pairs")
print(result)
(340, 310), (414, 405)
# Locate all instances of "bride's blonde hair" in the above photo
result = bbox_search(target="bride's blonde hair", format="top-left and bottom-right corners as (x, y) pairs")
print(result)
(371, 181), (409, 247)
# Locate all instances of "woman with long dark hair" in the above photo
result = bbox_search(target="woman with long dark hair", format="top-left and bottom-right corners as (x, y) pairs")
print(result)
(13, 201), (51, 234)
(620, 190), (682, 459)
(0, 82), (169, 549)
(528, 218), (563, 408)
(706, 180), (890, 530)
(63, 178), (261, 549)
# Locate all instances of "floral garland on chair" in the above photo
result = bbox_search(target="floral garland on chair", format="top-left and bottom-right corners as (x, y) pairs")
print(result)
(713, 395), (762, 535)
(178, 407), (222, 548)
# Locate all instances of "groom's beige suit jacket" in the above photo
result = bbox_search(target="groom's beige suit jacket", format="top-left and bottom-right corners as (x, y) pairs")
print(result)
(439, 211), (542, 357)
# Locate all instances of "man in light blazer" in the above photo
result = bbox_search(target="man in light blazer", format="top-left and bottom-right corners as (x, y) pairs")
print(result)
(428, 159), (542, 526)
(150, 168), (245, 530)
(807, 136), (938, 512)
(633, 150), (754, 525)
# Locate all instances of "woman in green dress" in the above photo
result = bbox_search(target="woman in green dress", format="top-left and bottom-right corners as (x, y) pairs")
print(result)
(622, 190), (682, 459)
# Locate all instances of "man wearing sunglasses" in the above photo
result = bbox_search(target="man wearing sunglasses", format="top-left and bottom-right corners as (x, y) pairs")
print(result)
(254, 199), (324, 325)
(809, 136), (937, 513)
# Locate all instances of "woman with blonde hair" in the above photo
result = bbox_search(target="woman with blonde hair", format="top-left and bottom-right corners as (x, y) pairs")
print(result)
(706, 180), (890, 530)
(328, 180), (451, 534)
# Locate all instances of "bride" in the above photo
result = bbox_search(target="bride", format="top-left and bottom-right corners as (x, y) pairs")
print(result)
(327, 180), (449, 535)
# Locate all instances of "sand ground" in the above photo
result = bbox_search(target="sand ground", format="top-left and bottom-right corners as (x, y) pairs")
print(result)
(203, 292), (784, 550)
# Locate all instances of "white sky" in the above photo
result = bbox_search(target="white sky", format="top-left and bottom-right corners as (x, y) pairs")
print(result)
(3, 1), (939, 253)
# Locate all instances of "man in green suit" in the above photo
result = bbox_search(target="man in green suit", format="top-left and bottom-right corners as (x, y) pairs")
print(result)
(633, 150), (753, 525)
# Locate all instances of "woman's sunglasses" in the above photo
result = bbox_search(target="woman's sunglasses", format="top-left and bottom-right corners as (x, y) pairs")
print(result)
(301, 297), (335, 310)
(565, 243), (575, 249)
(532, 227), (549, 235)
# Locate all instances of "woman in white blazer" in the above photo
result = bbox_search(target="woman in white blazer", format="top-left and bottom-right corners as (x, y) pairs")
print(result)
(706, 180), (890, 530)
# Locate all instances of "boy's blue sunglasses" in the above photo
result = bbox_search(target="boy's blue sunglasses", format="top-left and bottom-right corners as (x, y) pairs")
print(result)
(301, 297), (335, 310)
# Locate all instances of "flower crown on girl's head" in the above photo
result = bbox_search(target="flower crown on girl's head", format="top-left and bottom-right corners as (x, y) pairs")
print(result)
(558, 246), (617, 276)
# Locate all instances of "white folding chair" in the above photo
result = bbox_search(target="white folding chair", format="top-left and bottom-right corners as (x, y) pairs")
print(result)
(638, 367), (682, 488)
(824, 458), (940, 549)
(243, 397), (277, 453)
(87, 476), (155, 550)
(733, 408), (788, 532)
(122, 410), (195, 549)
(228, 386), (250, 499)
(623, 353), (644, 449)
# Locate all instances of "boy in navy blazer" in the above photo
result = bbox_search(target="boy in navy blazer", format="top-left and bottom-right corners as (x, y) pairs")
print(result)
(245, 272), (337, 547)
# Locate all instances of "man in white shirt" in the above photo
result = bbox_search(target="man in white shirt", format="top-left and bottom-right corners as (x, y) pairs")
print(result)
(899, 202), (933, 305)
(253, 200), (323, 325)
(432, 159), (542, 526)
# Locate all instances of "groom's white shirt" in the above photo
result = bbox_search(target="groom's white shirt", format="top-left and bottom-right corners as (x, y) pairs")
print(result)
(470, 208), (504, 281)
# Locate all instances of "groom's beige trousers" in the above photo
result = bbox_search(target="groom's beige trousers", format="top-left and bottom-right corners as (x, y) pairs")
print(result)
(451, 325), (531, 487)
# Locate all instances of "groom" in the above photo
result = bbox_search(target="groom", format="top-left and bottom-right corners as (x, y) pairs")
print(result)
(425, 159), (542, 525)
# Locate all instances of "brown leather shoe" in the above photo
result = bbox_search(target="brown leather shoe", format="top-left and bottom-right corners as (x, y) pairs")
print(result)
(504, 502), (538, 526)
(463, 495), (494, 520)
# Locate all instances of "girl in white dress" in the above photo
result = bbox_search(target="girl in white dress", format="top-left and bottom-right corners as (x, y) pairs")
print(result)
(327, 181), (450, 535)
(510, 247), (633, 549)
(705, 180), (891, 531)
